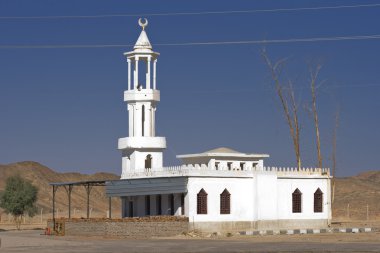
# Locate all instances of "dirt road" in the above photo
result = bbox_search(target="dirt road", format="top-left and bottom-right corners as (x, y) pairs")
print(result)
(1, 230), (380, 253)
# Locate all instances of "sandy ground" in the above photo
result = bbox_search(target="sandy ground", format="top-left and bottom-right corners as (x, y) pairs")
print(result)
(1, 229), (380, 253)
(1, 219), (379, 230)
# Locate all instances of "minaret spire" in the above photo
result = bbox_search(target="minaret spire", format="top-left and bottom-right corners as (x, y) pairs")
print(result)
(118, 19), (166, 179)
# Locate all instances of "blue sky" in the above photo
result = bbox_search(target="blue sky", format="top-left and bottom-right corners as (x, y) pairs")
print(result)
(0, 0), (379, 176)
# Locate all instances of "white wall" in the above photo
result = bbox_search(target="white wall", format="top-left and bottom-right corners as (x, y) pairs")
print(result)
(186, 175), (330, 223)
(255, 173), (278, 220)
(120, 174), (331, 225)
(187, 177), (254, 222)
(276, 178), (330, 220)
(122, 150), (163, 175)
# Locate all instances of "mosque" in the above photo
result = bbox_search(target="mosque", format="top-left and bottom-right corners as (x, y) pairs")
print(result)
(105, 19), (332, 231)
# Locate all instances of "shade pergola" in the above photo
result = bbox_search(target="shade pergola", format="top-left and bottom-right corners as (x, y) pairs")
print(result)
(49, 180), (111, 225)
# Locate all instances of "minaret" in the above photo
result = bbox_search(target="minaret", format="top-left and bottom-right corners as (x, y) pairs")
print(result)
(118, 18), (166, 179)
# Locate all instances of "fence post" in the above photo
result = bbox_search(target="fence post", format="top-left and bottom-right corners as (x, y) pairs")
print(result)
(366, 204), (369, 221)
(347, 203), (350, 219)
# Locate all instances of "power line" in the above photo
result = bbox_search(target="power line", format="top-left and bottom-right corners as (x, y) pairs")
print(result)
(1, 34), (380, 49)
(0, 3), (380, 20)
(170, 83), (380, 95)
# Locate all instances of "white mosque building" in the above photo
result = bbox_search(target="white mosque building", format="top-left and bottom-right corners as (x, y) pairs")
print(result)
(106, 19), (332, 231)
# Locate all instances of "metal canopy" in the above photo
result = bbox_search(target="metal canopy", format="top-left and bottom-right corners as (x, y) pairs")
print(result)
(49, 180), (107, 187)
(106, 177), (188, 197)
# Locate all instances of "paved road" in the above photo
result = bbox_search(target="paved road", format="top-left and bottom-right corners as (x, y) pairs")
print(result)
(1, 230), (380, 253)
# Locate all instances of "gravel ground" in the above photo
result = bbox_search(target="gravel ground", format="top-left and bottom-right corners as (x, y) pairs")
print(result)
(1, 229), (380, 253)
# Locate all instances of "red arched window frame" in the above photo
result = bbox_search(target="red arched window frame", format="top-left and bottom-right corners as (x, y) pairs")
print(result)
(220, 189), (231, 214)
(292, 188), (302, 213)
(314, 188), (323, 213)
(197, 189), (208, 214)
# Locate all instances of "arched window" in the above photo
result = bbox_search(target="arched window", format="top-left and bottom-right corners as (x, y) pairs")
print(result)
(292, 188), (302, 213)
(314, 188), (323, 213)
(145, 154), (152, 169)
(220, 189), (231, 214)
(197, 189), (208, 214)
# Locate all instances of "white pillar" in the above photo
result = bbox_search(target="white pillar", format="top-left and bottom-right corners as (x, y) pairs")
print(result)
(144, 104), (151, 136)
(122, 156), (130, 177)
(146, 57), (151, 89)
(134, 57), (139, 89)
(153, 59), (157, 89)
(128, 104), (134, 136)
(134, 104), (142, 137)
(127, 59), (131, 90)
(152, 106), (156, 136)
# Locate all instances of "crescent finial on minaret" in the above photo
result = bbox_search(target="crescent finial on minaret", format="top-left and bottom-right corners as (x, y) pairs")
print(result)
(138, 18), (148, 30)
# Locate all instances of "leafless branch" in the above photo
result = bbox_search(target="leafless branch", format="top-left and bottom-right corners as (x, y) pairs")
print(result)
(310, 64), (323, 169)
(261, 49), (302, 169)
(331, 106), (340, 204)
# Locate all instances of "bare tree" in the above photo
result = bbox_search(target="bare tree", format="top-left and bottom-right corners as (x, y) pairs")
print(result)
(331, 107), (340, 204)
(261, 49), (301, 169)
(309, 64), (323, 169)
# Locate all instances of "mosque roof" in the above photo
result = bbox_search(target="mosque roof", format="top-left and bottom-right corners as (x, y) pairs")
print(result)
(177, 147), (269, 159)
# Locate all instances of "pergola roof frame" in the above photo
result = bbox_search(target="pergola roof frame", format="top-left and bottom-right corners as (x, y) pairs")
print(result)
(49, 180), (112, 232)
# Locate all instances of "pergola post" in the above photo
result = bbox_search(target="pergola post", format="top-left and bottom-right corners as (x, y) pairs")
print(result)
(84, 183), (92, 219)
(50, 180), (108, 222)
(64, 185), (73, 219)
(52, 185), (59, 231)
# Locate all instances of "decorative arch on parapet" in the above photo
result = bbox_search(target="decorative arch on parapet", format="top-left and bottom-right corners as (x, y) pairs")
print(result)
(314, 188), (323, 213)
(220, 189), (231, 214)
(197, 189), (208, 215)
(292, 188), (302, 213)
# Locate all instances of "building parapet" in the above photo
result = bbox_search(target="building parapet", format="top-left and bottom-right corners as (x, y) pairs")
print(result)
(121, 165), (330, 179)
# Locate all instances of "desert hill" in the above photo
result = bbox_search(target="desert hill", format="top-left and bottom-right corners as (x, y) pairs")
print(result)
(0, 161), (379, 220)
(334, 170), (380, 220)
(0, 161), (120, 218)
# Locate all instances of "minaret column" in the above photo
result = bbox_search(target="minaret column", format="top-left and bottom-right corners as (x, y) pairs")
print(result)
(127, 59), (131, 90)
(146, 56), (151, 89)
(153, 59), (157, 90)
(134, 57), (139, 89)
(128, 104), (134, 136)
(144, 104), (152, 136)
(134, 104), (142, 137)
(119, 19), (166, 179)
(152, 106), (156, 136)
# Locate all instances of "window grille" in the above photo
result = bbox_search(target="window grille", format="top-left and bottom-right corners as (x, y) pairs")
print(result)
(292, 188), (302, 213)
(314, 188), (323, 213)
(220, 189), (231, 214)
(197, 189), (208, 214)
